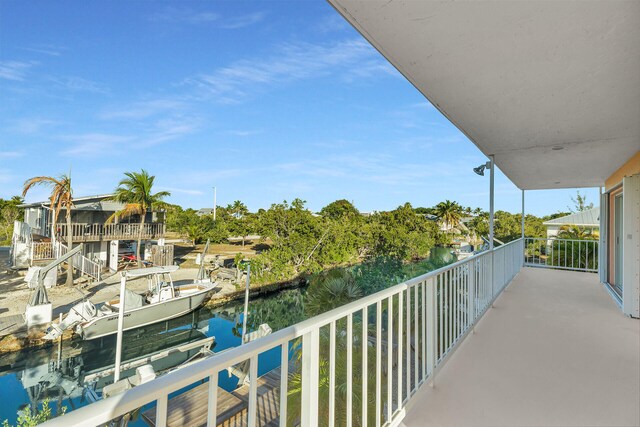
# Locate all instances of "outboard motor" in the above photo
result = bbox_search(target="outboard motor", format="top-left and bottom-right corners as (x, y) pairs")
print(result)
(43, 301), (97, 340)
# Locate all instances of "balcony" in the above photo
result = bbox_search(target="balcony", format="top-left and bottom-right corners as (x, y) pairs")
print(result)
(402, 267), (639, 426)
(54, 222), (166, 242)
(40, 238), (639, 427)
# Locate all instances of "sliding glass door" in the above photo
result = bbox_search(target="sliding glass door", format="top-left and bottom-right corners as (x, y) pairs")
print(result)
(613, 193), (623, 296)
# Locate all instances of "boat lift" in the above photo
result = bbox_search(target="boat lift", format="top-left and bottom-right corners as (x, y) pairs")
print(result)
(25, 243), (85, 327)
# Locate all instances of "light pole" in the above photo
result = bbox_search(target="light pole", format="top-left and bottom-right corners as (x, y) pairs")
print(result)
(472, 157), (495, 249)
(474, 157), (495, 305)
(521, 190), (525, 239)
(213, 186), (217, 221)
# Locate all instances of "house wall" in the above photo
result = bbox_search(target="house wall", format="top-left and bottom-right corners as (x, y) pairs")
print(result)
(546, 226), (559, 238)
(605, 151), (640, 191)
(603, 150), (640, 317)
(608, 187), (623, 285)
(622, 174), (640, 318)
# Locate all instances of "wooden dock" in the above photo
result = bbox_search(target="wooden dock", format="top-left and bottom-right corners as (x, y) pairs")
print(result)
(143, 364), (288, 427)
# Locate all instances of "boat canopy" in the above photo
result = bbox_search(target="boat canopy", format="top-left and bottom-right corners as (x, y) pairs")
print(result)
(123, 288), (145, 310)
(125, 265), (179, 278)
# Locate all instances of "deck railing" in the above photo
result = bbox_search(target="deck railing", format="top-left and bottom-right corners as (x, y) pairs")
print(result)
(56, 222), (165, 241)
(29, 241), (102, 281)
(53, 241), (102, 281)
(524, 237), (598, 272)
(41, 238), (524, 427)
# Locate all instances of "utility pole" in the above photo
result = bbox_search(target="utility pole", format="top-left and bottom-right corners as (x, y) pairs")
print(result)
(213, 186), (217, 221)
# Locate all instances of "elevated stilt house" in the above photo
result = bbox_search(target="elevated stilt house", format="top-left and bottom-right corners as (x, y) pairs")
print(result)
(11, 194), (166, 274)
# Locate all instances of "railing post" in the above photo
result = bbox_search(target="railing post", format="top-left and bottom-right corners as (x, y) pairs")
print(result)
(300, 328), (320, 427)
(468, 259), (476, 333)
(426, 277), (436, 386)
(490, 250), (495, 307)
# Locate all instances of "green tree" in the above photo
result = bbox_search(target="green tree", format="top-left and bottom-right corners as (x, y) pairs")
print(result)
(373, 203), (439, 260)
(569, 191), (594, 212)
(107, 169), (170, 267)
(22, 174), (75, 286)
(227, 200), (249, 218)
(2, 399), (65, 427)
(0, 196), (24, 244)
(320, 199), (360, 219)
(433, 200), (463, 230)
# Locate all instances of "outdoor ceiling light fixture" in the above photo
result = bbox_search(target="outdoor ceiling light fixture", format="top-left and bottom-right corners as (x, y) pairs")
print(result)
(473, 161), (492, 176)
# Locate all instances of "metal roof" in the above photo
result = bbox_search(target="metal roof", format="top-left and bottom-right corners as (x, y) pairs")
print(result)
(19, 194), (115, 208)
(543, 207), (600, 227)
(328, 0), (640, 189)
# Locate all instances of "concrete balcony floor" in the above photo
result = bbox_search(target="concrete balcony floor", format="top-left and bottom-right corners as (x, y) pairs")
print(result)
(402, 267), (640, 427)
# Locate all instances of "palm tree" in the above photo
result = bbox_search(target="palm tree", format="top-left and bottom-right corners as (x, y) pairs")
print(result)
(22, 173), (75, 286)
(107, 170), (170, 267)
(551, 225), (599, 269)
(434, 200), (463, 231)
(227, 200), (249, 218)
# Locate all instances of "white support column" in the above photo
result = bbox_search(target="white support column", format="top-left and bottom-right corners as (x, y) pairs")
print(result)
(301, 329), (320, 427)
(521, 190), (525, 239)
(114, 272), (127, 382)
(426, 278), (436, 384)
(489, 156), (495, 305)
(489, 155), (495, 250)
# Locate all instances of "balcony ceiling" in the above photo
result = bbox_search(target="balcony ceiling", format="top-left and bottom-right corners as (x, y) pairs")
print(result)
(328, 0), (640, 190)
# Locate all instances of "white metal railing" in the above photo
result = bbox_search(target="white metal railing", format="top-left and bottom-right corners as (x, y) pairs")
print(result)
(524, 237), (598, 273)
(53, 242), (102, 281)
(57, 222), (165, 241)
(31, 241), (55, 261)
(41, 238), (524, 427)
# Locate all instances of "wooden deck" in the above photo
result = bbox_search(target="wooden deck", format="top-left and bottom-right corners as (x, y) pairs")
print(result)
(143, 365), (287, 427)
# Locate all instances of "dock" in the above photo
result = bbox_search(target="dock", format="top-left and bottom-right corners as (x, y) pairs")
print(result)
(143, 363), (289, 427)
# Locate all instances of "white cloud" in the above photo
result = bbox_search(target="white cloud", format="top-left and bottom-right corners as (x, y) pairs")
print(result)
(0, 60), (37, 81)
(314, 14), (351, 34)
(59, 117), (199, 156)
(49, 76), (109, 94)
(149, 8), (264, 29)
(149, 7), (219, 23)
(218, 12), (265, 29)
(158, 187), (205, 196)
(60, 133), (134, 156)
(224, 129), (263, 137)
(23, 44), (67, 57)
(185, 39), (395, 103)
(100, 99), (187, 120)
(10, 118), (60, 134)
(0, 151), (24, 159)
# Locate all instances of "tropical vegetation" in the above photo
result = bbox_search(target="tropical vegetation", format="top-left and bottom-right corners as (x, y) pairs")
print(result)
(106, 169), (171, 267)
(22, 173), (75, 286)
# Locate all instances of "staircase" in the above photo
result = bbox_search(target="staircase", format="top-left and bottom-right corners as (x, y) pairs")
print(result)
(11, 221), (102, 281)
(53, 241), (102, 281)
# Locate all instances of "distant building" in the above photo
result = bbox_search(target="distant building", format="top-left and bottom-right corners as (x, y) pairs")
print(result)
(13, 194), (165, 272)
(196, 208), (215, 216)
(543, 207), (599, 238)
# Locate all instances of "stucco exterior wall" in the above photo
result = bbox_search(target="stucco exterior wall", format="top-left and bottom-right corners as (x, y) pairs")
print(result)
(605, 151), (640, 191)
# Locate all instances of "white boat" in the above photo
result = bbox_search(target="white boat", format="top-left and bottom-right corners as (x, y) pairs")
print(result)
(44, 265), (218, 341)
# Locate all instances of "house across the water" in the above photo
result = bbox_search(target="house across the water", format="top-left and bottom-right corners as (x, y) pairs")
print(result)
(543, 207), (600, 238)
(12, 194), (166, 273)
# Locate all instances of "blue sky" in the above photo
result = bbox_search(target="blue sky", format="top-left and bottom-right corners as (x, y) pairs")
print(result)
(0, 1), (599, 216)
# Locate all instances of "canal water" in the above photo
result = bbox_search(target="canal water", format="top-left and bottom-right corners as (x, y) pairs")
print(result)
(0, 248), (455, 425)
